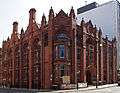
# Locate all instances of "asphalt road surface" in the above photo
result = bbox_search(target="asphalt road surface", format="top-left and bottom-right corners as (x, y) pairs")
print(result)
(66, 86), (120, 93)
(0, 88), (40, 93)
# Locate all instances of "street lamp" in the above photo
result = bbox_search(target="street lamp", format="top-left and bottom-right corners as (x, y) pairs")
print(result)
(96, 42), (102, 88)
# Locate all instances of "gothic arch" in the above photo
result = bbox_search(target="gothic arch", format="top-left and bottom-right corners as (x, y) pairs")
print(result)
(33, 38), (41, 49)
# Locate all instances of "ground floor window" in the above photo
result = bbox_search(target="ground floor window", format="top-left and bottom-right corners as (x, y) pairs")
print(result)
(24, 69), (27, 80)
(67, 66), (70, 76)
(35, 67), (38, 80)
(77, 66), (80, 81)
(59, 64), (65, 78)
(54, 64), (70, 80)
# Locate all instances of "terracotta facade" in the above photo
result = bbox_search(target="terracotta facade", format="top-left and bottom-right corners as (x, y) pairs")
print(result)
(0, 48), (2, 87)
(1, 7), (117, 89)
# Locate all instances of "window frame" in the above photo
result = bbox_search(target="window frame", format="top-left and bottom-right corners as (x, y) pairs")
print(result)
(59, 45), (65, 59)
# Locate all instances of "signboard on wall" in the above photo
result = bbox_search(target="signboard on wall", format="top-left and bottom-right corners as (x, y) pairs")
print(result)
(63, 76), (70, 84)
(78, 83), (87, 88)
(61, 84), (77, 89)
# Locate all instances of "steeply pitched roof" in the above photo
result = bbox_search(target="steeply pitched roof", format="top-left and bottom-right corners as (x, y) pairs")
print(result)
(55, 9), (68, 18)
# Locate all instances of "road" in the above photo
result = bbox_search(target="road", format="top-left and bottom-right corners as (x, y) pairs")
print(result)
(66, 86), (120, 93)
(0, 88), (41, 93)
(0, 86), (119, 93)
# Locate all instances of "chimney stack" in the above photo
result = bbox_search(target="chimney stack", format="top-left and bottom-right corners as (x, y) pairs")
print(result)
(13, 21), (18, 34)
(29, 8), (36, 24)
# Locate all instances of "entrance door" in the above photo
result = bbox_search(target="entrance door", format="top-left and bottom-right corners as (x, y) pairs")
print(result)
(86, 71), (91, 84)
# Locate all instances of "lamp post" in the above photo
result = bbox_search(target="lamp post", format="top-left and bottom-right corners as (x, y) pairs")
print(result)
(96, 41), (102, 88)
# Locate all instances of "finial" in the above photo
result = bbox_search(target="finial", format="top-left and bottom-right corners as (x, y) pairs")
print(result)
(81, 18), (85, 26)
(71, 6), (73, 9)
(95, 24), (96, 28)
(7, 36), (9, 41)
(43, 13), (45, 17)
(89, 20), (92, 23)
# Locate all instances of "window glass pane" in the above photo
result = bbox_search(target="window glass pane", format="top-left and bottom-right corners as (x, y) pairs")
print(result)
(35, 67), (38, 79)
(67, 66), (70, 76)
(90, 51), (93, 61)
(24, 69), (27, 80)
(57, 33), (67, 38)
(86, 50), (88, 62)
(25, 55), (27, 64)
(77, 49), (81, 61)
(9, 71), (12, 80)
(55, 46), (58, 58)
(55, 65), (57, 78)
(38, 50), (41, 63)
(104, 55), (106, 66)
(59, 64), (65, 78)
(16, 70), (19, 80)
(59, 45), (65, 58)
(67, 46), (69, 59)
(77, 66), (80, 80)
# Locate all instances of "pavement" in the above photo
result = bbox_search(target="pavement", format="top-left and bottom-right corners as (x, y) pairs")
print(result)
(52, 83), (118, 93)
(0, 83), (118, 93)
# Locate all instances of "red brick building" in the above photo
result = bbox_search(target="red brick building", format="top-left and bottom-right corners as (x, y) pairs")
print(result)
(0, 48), (2, 87)
(1, 7), (117, 89)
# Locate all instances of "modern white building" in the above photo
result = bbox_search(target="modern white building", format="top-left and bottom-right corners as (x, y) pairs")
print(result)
(77, 0), (120, 69)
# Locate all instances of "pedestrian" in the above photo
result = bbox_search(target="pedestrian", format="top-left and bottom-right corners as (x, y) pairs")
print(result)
(1, 82), (3, 88)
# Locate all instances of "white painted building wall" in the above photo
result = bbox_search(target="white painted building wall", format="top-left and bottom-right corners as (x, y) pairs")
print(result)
(77, 0), (120, 69)
(77, 1), (117, 40)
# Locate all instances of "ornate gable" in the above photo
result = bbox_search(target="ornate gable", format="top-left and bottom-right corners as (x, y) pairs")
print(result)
(54, 10), (70, 26)
(56, 9), (68, 18)
(85, 20), (94, 35)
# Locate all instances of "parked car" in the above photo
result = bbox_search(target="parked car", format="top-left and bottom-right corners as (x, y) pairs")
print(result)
(118, 79), (120, 86)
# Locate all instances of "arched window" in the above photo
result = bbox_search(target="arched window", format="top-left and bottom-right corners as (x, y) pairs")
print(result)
(34, 40), (41, 63)
(8, 49), (12, 68)
(8, 49), (12, 84)
(33, 39), (41, 89)
(15, 47), (20, 67)
(24, 44), (29, 65)
(86, 38), (94, 64)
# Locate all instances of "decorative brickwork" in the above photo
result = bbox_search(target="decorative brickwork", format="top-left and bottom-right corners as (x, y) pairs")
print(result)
(1, 7), (117, 89)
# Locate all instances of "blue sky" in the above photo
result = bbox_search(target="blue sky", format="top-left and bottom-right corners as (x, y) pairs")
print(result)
(0, 0), (118, 47)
